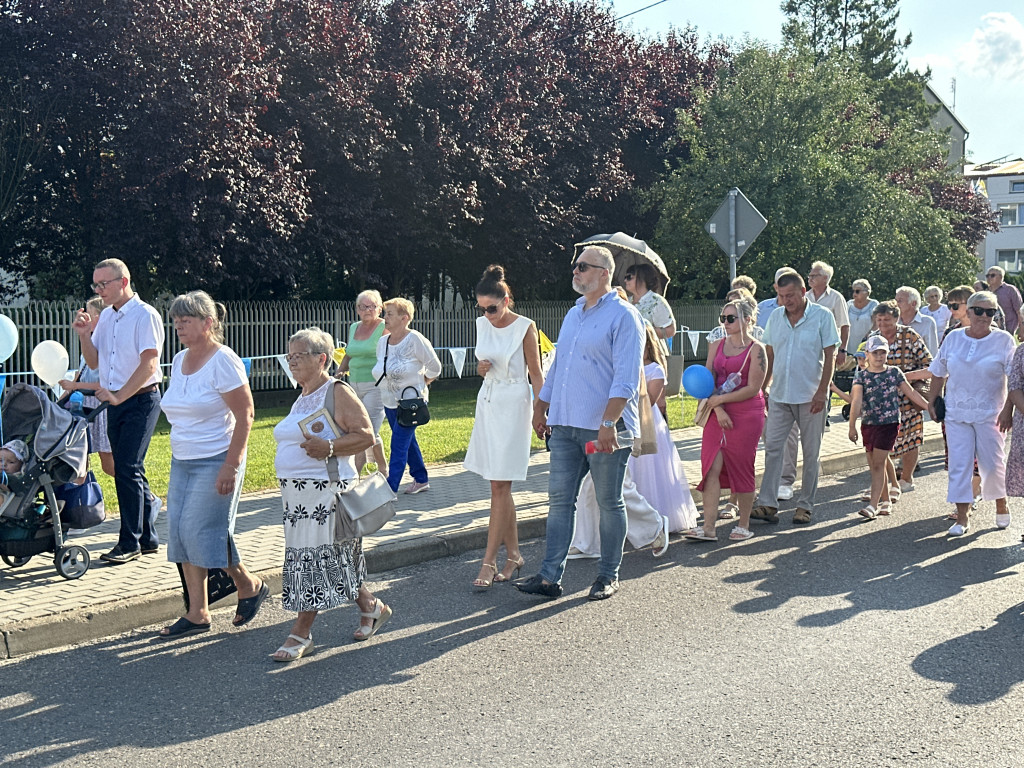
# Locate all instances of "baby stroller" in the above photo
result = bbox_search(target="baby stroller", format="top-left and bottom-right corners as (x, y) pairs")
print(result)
(0, 382), (106, 579)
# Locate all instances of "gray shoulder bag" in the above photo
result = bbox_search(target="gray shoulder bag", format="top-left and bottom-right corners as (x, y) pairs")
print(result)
(324, 380), (397, 539)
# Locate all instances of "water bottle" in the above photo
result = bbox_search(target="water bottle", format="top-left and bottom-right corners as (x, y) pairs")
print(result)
(69, 391), (85, 417)
(719, 372), (742, 395)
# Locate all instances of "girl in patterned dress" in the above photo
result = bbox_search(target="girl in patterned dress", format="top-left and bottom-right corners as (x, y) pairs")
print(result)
(848, 335), (929, 519)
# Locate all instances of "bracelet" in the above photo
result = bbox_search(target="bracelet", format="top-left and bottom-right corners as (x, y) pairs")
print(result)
(327, 440), (335, 459)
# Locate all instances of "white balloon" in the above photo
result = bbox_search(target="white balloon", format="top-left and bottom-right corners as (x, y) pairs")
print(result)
(0, 314), (17, 364)
(31, 340), (71, 388)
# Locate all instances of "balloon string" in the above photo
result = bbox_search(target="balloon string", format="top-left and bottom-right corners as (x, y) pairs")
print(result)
(0, 373), (6, 486)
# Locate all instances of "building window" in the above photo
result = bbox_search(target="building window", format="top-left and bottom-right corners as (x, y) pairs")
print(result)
(998, 203), (1020, 226)
(997, 250), (1024, 273)
(1012, 181), (1024, 193)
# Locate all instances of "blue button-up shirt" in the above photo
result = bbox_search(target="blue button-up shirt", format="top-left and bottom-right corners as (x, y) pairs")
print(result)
(540, 290), (645, 436)
(756, 297), (782, 329)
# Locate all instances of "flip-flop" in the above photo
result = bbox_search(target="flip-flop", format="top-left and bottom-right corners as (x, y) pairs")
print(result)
(729, 527), (753, 541)
(159, 617), (211, 639)
(233, 581), (270, 627)
(683, 530), (718, 542)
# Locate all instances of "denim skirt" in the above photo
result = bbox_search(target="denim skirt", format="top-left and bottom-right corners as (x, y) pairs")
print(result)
(166, 451), (245, 569)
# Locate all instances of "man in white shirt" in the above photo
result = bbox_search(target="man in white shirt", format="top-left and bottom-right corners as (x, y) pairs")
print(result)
(895, 286), (939, 356)
(777, 261), (850, 499)
(751, 272), (839, 525)
(73, 259), (164, 564)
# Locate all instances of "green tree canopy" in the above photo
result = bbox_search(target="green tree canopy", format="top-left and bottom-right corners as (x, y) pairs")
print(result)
(650, 44), (995, 301)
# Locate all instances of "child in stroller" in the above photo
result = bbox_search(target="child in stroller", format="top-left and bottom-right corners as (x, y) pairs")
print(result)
(0, 438), (28, 504)
(1, 383), (105, 579)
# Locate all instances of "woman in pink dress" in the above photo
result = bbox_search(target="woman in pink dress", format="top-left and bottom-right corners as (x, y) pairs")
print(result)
(687, 293), (767, 542)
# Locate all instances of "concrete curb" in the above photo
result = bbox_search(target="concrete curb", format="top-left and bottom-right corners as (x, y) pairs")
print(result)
(0, 435), (941, 658)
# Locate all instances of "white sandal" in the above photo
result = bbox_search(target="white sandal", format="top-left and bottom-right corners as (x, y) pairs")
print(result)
(272, 633), (313, 662)
(719, 502), (738, 520)
(877, 501), (892, 516)
(858, 505), (877, 520)
(353, 600), (392, 641)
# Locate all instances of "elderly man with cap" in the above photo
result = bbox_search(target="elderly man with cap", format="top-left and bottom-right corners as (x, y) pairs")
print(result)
(756, 267), (800, 330)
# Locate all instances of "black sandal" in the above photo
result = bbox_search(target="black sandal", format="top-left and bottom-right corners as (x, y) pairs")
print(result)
(159, 617), (211, 638)
(233, 581), (270, 627)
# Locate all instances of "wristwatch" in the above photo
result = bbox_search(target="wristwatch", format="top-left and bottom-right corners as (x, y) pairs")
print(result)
(601, 419), (616, 429)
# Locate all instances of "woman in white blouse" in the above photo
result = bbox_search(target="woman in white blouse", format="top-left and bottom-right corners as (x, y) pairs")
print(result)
(928, 291), (1015, 536)
(158, 291), (268, 638)
(372, 298), (443, 493)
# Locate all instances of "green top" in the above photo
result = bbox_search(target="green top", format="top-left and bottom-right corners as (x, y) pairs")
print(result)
(346, 321), (386, 383)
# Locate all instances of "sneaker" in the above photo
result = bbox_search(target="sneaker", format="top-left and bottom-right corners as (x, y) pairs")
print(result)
(948, 522), (969, 536)
(587, 575), (619, 601)
(777, 485), (794, 501)
(650, 516), (670, 557)
(898, 480), (915, 493)
(99, 546), (141, 565)
(404, 481), (430, 495)
(566, 547), (598, 560)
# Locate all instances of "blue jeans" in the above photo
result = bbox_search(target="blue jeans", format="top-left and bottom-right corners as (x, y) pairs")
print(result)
(539, 425), (630, 584)
(106, 390), (162, 552)
(384, 407), (428, 492)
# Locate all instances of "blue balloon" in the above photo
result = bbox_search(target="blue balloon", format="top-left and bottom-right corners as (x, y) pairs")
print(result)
(0, 314), (17, 364)
(682, 365), (715, 399)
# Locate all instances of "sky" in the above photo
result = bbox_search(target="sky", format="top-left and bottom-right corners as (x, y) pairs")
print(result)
(610, 0), (1024, 164)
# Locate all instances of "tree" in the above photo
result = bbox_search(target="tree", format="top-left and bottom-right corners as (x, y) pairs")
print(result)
(2, 0), (310, 300)
(781, 0), (930, 124)
(651, 45), (995, 300)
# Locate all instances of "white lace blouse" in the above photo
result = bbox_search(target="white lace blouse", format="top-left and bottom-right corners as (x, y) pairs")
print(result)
(929, 328), (1015, 423)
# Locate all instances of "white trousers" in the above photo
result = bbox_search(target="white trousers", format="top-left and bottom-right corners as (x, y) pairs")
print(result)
(570, 468), (664, 555)
(944, 419), (1005, 503)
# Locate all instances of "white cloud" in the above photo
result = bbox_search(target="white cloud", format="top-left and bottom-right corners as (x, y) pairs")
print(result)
(957, 12), (1024, 79)
(908, 53), (953, 76)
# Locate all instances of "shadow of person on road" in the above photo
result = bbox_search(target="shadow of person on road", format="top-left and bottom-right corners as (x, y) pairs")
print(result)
(911, 602), (1024, 705)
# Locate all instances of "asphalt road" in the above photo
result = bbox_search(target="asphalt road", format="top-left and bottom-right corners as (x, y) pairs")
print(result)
(2, 453), (1023, 768)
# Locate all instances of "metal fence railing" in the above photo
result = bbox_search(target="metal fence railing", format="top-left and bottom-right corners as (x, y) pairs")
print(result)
(0, 299), (726, 391)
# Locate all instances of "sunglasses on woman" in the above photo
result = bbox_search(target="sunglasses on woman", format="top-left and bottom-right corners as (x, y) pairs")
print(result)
(719, 314), (738, 324)
(947, 302), (959, 310)
(477, 304), (501, 315)
(970, 307), (997, 317)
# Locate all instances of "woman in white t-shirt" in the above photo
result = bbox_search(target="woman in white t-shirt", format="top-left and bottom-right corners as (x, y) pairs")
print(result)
(157, 291), (268, 638)
(372, 297), (442, 493)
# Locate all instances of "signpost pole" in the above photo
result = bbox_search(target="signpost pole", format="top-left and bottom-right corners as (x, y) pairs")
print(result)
(728, 188), (738, 283)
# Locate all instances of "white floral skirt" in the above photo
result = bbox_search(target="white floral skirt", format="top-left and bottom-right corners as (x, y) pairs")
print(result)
(279, 477), (365, 612)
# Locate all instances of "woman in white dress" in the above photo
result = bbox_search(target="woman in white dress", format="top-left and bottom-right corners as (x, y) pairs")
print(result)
(569, 323), (698, 558)
(464, 265), (544, 587)
(630, 324), (699, 532)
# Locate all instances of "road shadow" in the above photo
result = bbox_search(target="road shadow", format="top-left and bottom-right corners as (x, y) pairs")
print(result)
(912, 602), (1024, 705)
(0, 540), (593, 768)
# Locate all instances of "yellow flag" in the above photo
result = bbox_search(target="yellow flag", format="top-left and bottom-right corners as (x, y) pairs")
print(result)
(538, 330), (555, 355)
(332, 347), (346, 365)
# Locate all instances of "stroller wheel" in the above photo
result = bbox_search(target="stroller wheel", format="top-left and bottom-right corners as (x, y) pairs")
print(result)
(54, 545), (90, 580)
(2, 554), (32, 568)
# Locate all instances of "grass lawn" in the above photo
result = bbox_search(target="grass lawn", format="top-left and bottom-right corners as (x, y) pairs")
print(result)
(96, 389), (701, 515)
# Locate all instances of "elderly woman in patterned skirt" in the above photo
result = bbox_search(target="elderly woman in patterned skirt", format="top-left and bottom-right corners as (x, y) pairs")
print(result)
(271, 327), (392, 661)
(868, 301), (932, 494)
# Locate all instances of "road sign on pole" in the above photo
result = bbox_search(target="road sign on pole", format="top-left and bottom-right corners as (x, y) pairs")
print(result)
(704, 188), (768, 282)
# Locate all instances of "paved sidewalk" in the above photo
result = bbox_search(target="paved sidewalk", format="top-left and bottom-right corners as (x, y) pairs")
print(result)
(0, 409), (943, 657)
